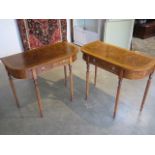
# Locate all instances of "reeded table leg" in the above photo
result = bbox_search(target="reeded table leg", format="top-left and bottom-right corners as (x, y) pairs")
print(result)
(86, 57), (90, 100)
(7, 73), (20, 108)
(94, 65), (97, 87)
(68, 64), (73, 101)
(64, 65), (67, 87)
(113, 70), (124, 118)
(32, 69), (43, 117)
(140, 71), (154, 112)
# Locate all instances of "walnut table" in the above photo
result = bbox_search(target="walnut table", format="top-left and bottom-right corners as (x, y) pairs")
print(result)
(81, 41), (155, 118)
(1, 41), (79, 117)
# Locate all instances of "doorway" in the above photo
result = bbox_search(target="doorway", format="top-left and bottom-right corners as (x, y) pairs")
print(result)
(71, 19), (104, 46)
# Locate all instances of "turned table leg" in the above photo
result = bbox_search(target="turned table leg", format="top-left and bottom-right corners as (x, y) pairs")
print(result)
(94, 65), (97, 87)
(113, 70), (124, 118)
(64, 65), (67, 87)
(140, 71), (154, 112)
(7, 73), (20, 108)
(32, 69), (43, 117)
(86, 57), (90, 100)
(68, 64), (73, 101)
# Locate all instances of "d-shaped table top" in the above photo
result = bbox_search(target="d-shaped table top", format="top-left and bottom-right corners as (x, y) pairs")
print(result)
(1, 41), (79, 71)
(81, 40), (155, 72)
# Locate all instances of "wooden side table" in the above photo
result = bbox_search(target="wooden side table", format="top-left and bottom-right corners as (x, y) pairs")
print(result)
(81, 41), (155, 118)
(1, 41), (79, 117)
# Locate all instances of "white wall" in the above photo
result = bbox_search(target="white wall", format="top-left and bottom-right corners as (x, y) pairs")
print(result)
(67, 19), (71, 42)
(0, 19), (23, 58)
(104, 19), (135, 49)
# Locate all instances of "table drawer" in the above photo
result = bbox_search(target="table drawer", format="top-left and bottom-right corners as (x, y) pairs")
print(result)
(91, 58), (121, 75)
(83, 54), (121, 76)
(36, 58), (70, 74)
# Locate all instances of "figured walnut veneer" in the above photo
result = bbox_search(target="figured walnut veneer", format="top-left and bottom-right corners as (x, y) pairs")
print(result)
(2, 41), (78, 79)
(81, 41), (155, 80)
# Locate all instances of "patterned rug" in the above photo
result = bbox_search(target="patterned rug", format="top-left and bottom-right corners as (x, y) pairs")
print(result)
(132, 36), (155, 56)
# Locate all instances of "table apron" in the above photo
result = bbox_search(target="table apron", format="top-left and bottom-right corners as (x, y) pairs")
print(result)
(83, 54), (122, 75)
(83, 54), (154, 80)
(35, 58), (71, 75)
(6, 56), (75, 79)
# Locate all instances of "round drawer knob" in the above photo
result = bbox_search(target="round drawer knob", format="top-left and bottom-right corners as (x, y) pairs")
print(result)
(41, 66), (45, 70)
(112, 66), (115, 71)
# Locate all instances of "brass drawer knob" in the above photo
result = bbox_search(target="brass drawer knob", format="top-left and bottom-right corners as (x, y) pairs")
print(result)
(112, 66), (115, 71)
(41, 66), (45, 71)
(93, 58), (96, 63)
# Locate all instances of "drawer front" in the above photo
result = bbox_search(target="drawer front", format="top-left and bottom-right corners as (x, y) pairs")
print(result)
(90, 57), (121, 75)
(83, 54), (154, 80)
(36, 58), (70, 75)
(83, 54), (121, 76)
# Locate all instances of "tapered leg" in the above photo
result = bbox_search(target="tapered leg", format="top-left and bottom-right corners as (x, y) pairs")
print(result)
(140, 71), (154, 112)
(113, 70), (124, 118)
(68, 64), (73, 101)
(7, 73), (20, 108)
(64, 65), (67, 87)
(32, 69), (43, 117)
(85, 57), (90, 100)
(94, 65), (97, 86)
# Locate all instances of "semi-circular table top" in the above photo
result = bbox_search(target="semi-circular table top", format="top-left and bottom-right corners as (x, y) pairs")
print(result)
(1, 41), (79, 79)
(81, 40), (155, 72)
(1, 41), (79, 71)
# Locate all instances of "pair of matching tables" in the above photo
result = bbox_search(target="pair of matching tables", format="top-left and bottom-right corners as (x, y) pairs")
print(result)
(1, 41), (155, 118)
